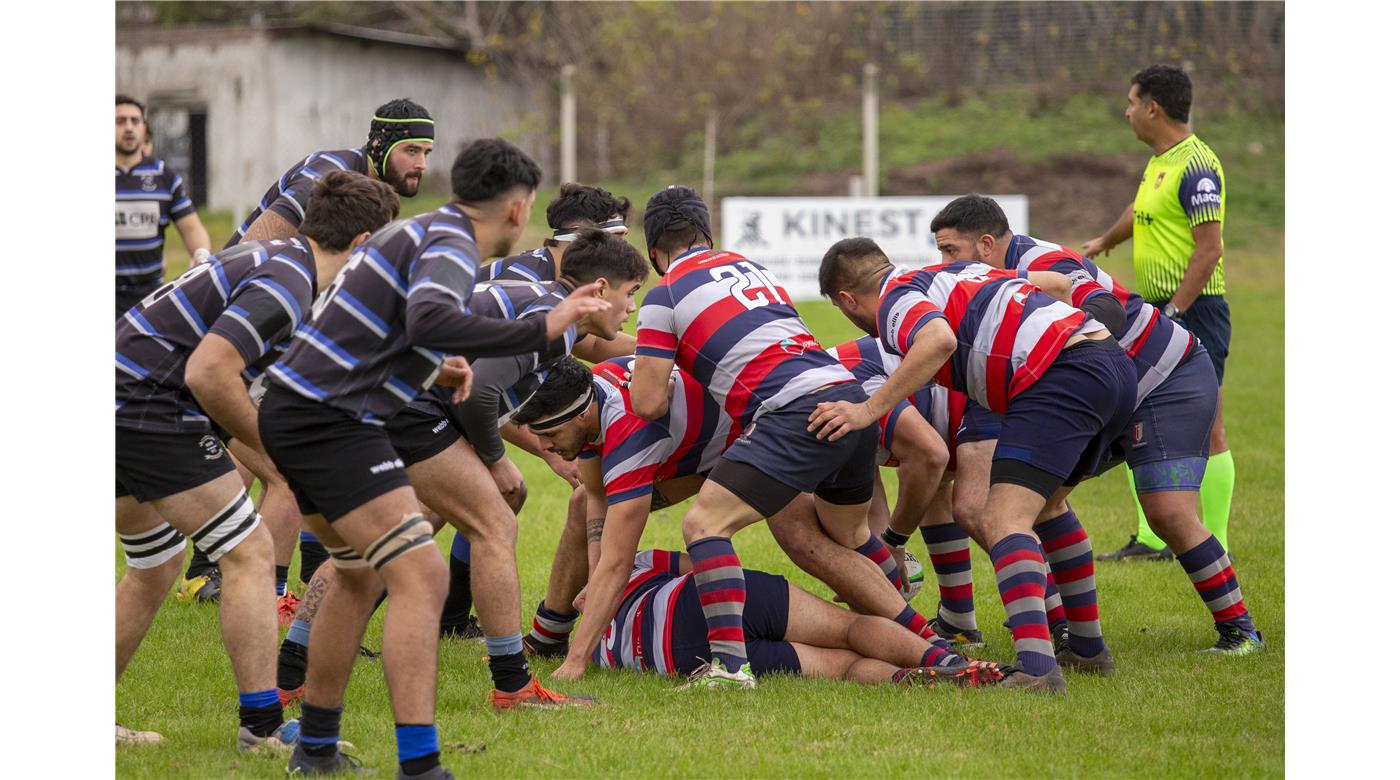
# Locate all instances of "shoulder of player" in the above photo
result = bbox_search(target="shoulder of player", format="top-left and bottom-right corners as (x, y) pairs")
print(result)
(304, 148), (366, 174)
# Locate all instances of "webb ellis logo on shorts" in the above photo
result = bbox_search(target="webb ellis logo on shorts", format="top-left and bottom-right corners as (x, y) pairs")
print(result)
(370, 458), (405, 475)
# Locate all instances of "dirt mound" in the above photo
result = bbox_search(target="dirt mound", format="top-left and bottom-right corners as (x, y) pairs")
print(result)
(795, 151), (1145, 242)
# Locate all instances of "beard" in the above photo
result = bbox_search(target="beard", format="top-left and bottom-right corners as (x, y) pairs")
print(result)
(384, 157), (422, 197)
(116, 138), (141, 156)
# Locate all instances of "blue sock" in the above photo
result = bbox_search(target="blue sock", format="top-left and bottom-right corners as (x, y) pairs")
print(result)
(396, 724), (440, 774)
(238, 689), (280, 708)
(237, 689), (283, 736)
(299, 531), (319, 543)
(287, 619), (312, 648)
(484, 633), (531, 692)
(484, 633), (524, 656)
(450, 532), (471, 564)
(275, 565), (289, 597)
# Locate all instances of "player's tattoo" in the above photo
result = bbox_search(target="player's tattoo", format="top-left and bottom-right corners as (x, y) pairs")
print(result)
(585, 517), (605, 543)
(297, 572), (329, 622)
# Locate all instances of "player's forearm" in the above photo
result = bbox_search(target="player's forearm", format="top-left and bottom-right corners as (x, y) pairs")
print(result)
(1171, 242), (1222, 311)
(176, 215), (211, 256)
(868, 330), (956, 419)
(405, 301), (548, 358)
(240, 211), (298, 243)
(188, 372), (264, 455)
(564, 556), (631, 668)
(585, 515), (605, 575)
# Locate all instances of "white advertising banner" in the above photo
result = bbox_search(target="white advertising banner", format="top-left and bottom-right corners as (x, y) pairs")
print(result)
(719, 196), (1029, 300)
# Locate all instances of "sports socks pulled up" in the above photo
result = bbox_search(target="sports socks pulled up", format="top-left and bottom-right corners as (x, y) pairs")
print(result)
(237, 689), (283, 738)
(855, 532), (904, 591)
(1037, 508), (1106, 658)
(528, 602), (578, 648)
(920, 523), (976, 631)
(396, 723), (440, 776)
(484, 633), (532, 693)
(991, 533), (1056, 676)
(686, 536), (748, 673)
(299, 702), (342, 758)
(1177, 535), (1255, 633)
(440, 540), (475, 632)
(275, 565), (289, 597)
(299, 532), (328, 585)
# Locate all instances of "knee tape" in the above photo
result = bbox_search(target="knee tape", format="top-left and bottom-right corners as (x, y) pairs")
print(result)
(365, 514), (435, 571)
(327, 544), (371, 571)
(118, 522), (187, 570)
(190, 490), (261, 562)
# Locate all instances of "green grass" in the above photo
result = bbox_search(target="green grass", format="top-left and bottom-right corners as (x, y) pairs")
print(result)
(119, 207), (1282, 776)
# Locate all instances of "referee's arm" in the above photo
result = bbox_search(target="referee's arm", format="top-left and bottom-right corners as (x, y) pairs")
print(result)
(1170, 220), (1223, 312)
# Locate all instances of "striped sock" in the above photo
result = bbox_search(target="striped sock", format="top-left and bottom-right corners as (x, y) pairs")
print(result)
(919, 643), (963, 668)
(1043, 563), (1067, 629)
(687, 536), (748, 673)
(894, 604), (934, 640)
(528, 602), (578, 647)
(1177, 535), (1255, 633)
(855, 532), (904, 590)
(991, 533), (1056, 676)
(395, 724), (440, 776)
(1038, 509), (1106, 658)
(921, 523), (976, 631)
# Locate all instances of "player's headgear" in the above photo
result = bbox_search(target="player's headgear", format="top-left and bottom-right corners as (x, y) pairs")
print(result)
(366, 98), (435, 177)
(513, 357), (596, 431)
(643, 186), (712, 273)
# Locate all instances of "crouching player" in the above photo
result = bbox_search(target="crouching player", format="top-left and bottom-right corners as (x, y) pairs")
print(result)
(590, 549), (1003, 686)
(813, 240), (1138, 692)
(115, 171), (399, 746)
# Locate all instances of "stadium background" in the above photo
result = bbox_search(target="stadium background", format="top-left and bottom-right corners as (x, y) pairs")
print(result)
(115, 2), (1284, 777)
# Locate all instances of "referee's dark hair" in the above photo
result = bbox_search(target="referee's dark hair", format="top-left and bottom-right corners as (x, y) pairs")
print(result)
(560, 229), (649, 286)
(930, 195), (1011, 239)
(1132, 64), (1193, 124)
(451, 138), (543, 206)
(301, 171), (400, 251)
(819, 237), (891, 299)
(116, 94), (146, 119)
(513, 357), (594, 426)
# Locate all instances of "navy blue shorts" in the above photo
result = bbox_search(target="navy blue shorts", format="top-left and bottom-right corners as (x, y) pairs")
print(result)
(1165, 295), (1230, 384)
(955, 401), (1004, 445)
(670, 570), (800, 677)
(992, 341), (1138, 497)
(713, 382), (878, 516)
(1111, 346), (1218, 491)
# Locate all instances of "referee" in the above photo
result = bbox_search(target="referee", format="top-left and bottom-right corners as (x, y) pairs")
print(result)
(1084, 64), (1234, 561)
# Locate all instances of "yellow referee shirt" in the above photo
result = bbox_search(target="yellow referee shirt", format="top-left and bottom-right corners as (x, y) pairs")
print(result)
(1131, 134), (1226, 302)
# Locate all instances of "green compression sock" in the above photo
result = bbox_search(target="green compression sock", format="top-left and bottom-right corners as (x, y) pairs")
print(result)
(1201, 450), (1235, 551)
(1126, 467), (1168, 550)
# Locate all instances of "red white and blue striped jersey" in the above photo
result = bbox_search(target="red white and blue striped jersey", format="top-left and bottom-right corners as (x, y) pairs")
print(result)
(828, 336), (967, 465)
(591, 549), (692, 674)
(579, 358), (736, 505)
(225, 148), (369, 249)
(116, 157), (197, 291)
(636, 248), (853, 425)
(482, 246), (556, 284)
(116, 238), (318, 433)
(877, 261), (1104, 414)
(1003, 234), (1197, 404)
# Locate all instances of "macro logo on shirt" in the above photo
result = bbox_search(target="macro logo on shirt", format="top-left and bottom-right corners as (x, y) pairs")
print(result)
(1190, 177), (1222, 208)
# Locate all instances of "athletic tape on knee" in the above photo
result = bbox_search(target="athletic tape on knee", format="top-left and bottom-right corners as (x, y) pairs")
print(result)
(327, 544), (370, 570)
(365, 514), (434, 571)
(118, 522), (187, 570)
(190, 490), (261, 561)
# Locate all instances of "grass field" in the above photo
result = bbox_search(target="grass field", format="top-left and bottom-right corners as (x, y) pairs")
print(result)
(119, 121), (1283, 776)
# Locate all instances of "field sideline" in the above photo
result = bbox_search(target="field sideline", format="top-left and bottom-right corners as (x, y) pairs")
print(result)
(117, 200), (1283, 777)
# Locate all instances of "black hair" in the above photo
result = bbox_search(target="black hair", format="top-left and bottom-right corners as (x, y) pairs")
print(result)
(116, 94), (146, 120)
(374, 97), (431, 121)
(560, 229), (649, 286)
(547, 183), (632, 231)
(643, 186), (712, 253)
(818, 237), (891, 299)
(929, 195), (1011, 239)
(301, 171), (401, 251)
(1132, 64), (1193, 124)
(513, 357), (594, 425)
(450, 138), (543, 205)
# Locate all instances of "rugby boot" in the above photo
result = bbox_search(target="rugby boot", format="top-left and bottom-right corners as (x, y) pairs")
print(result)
(521, 632), (568, 659)
(287, 743), (371, 776)
(1056, 644), (1116, 676)
(1203, 624), (1266, 655)
(237, 718), (300, 753)
(679, 659), (757, 690)
(176, 572), (222, 603)
(439, 616), (484, 641)
(932, 619), (986, 649)
(1095, 534), (1173, 562)
(997, 665), (1068, 694)
(397, 766), (454, 780)
(277, 590), (302, 628)
(491, 677), (597, 710)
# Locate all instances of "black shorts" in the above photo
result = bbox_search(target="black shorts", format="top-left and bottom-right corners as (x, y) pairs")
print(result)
(384, 399), (463, 467)
(712, 382), (878, 517)
(1157, 295), (1230, 384)
(115, 426), (237, 502)
(670, 570), (800, 677)
(259, 385), (412, 521)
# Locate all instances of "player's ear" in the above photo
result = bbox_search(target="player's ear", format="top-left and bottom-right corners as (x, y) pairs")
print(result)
(350, 231), (371, 251)
(593, 277), (609, 296)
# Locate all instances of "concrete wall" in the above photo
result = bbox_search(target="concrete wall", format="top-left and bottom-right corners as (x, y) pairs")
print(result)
(117, 27), (548, 225)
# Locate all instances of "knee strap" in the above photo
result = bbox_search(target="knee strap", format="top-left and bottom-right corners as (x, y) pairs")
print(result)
(190, 490), (261, 561)
(119, 522), (187, 570)
(327, 544), (371, 570)
(365, 514), (435, 571)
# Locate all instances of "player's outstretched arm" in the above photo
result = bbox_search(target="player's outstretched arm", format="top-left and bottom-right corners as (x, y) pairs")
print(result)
(173, 212), (211, 259)
(809, 319), (957, 441)
(1083, 202), (1134, 258)
(552, 493), (651, 682)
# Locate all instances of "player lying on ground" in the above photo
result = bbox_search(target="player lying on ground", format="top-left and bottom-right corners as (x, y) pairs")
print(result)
(930, 195), (1263, 655)
(813, 240), (1138, 693)
(276, 228), (645, 713)
(115, 171), (399, 747)
(183, 98), (437, 607)
(581, 549), (1002, 686)
(258, 139), (607, 779)
(507, 357), (986, 680)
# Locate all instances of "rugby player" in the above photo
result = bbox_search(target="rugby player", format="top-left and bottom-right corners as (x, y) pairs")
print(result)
(275, 229), (643, 709)
(115, 171), (399, 747)
(510, 358), (983, 679)
(627, 186), (941, 689)
(183, 98), (436, 611)
(813, 239), (1139, 692)
(258, 139), (606, 778)
(116, 94), (211, 318)
(930, 195), (1263, 655)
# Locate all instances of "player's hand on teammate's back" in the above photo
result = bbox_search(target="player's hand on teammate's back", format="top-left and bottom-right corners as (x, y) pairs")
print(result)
(545, 282), (611, 340)
(487, 455), (526, 501)
(434, 356), (473, 403)
(1082, 235), (1110, 258)
(807, 399), (877, 442)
